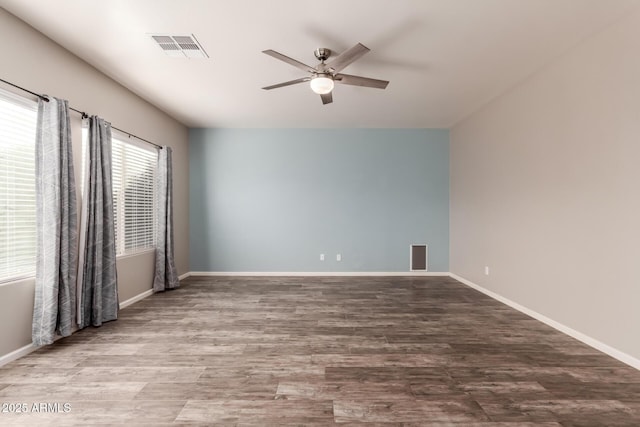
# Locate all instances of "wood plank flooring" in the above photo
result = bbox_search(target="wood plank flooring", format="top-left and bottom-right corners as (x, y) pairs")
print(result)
(1, 275), (640, 425)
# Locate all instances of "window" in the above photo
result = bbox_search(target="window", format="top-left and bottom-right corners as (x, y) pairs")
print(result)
(0, 88), (38, 283)
(83, 127), (158, 256)
(111, 135), (157, 255)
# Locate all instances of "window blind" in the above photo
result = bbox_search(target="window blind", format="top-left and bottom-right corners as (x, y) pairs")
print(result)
(0, 88), (38, 283)
(111, 134), (157, 256)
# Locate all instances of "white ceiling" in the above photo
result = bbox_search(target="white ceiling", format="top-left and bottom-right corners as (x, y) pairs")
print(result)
(1, 0), (638, 128)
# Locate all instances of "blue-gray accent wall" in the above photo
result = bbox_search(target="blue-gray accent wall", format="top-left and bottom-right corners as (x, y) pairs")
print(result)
(189, 128), (449, 272)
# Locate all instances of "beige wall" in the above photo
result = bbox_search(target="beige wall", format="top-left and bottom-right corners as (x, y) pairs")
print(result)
(451, 8), (640, 361)
(0, 9), (189, 358)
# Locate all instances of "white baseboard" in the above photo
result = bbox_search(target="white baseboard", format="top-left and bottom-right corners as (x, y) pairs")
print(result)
(5, 271), (636, 371)
(117, 272), (191, 310)
(450, 273), (640, 371)
(119, 289), (153, 310)
(3, 288), (156, 366)
(0, 342), (37, 367)
(187, 271), (450, 277)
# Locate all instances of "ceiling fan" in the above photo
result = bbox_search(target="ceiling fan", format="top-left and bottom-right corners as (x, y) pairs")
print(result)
(261, 43), (389, 105)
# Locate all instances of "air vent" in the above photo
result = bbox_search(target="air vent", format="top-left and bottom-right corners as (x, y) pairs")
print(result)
(410, 244), (428, 271)
(150, 34), (208, 59)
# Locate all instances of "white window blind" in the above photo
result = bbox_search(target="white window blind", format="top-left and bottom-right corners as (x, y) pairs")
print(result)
(111, 135), (157, 255)
(82, 129), (157, 256)
(0, 88), (38, 283)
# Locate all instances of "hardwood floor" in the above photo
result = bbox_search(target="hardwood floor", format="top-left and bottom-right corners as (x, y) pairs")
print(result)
(1, 275), (639, 425)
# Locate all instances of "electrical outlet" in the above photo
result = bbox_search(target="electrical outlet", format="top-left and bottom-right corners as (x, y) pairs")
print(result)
(320, 254), (325, 261)
(484, 266), (490, 276)
(336, 254), (342, 262)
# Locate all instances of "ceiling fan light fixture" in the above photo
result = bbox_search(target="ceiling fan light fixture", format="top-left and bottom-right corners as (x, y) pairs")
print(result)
(310, 75), (334, 94)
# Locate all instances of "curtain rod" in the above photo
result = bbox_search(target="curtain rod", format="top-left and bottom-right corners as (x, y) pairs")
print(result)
(0, 77), (163, 150)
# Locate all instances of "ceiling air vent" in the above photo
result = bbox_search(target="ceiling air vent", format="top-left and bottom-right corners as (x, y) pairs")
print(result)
(151, 34), (209, 59)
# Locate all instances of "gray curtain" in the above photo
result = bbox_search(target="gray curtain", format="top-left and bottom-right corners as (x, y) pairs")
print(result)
(76, 116), (118, 328)
(32, 97), (77, 346)
(152, 147), (179, 292)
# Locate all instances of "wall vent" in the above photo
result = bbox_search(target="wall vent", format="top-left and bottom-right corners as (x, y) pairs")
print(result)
(150, 34), (209, 59)
(410, 244), (428, 271)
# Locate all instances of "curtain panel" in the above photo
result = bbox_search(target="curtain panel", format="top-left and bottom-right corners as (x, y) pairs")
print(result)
(32, 97), (78, 345)
(152, 146), (179, 292)
(76, 116), (118, 328)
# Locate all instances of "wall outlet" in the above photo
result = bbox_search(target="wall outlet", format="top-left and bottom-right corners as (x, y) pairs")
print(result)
(484, 266), (490, 275)
(336, 253), (342, 262)
(320, 254), (325, 261)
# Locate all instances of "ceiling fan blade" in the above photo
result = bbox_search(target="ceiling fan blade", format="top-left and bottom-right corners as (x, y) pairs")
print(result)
(326, 43), (370, 73)
(334, 73), (389, 89)
(262, 77), (310, 90)
(320, 92), (333, 105)
(262, 50), (316, 73)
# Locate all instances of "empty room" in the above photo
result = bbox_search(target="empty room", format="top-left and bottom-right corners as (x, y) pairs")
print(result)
(1, 0), (640, 425)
